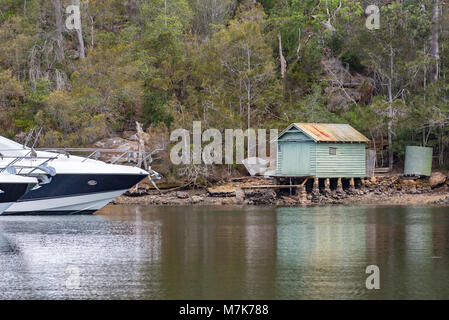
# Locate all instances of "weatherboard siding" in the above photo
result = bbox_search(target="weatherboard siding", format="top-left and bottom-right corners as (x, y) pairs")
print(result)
(278, 131), (311, 142)
(277, 143), (282, 175)
(315, 143), (366, 178)
(276, 124), (367, 178)
(309, 143), (316, 176)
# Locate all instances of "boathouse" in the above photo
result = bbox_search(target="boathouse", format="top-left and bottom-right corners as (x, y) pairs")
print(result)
(276, 123), (369, 178)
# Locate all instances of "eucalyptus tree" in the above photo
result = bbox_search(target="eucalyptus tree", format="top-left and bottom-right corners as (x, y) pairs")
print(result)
(356, 1), (432, 171)
(267, 0), (363, 97)
(201, 0), (281, 130)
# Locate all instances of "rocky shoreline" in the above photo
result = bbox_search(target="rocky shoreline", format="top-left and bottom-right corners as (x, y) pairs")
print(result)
(113, 174), (449, 207)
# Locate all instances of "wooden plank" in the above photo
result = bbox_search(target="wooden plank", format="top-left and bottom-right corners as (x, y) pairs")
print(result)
(241, 185), (308, 189)
(272, 175), (313, 178)
(375, 167), (390, 173)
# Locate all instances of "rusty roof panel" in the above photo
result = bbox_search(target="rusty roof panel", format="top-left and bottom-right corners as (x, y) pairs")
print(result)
(293, 123), (370, 142)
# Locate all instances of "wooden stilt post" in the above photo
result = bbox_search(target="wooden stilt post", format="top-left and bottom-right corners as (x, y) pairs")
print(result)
(360, 178), (367, 190)
(348, 177), (355, 194)
(312, 178), (320, 203)
(297, 186), (307, 204)
(313, 178), (319, 195)
(336, 177), (344, 194)
(350, 178), (355, 188)
(324, 178), (331, 195)
(289, 178), (292, 196)
(236, 188), (244, 204)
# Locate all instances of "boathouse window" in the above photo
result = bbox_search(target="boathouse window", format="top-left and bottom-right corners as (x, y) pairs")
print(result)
(329, 147), (337, 156)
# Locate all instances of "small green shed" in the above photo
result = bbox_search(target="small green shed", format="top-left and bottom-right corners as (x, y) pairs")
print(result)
(276, 123), (370, 178)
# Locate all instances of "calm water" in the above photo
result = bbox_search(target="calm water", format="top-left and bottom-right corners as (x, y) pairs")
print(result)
(0, 205), (449, 299)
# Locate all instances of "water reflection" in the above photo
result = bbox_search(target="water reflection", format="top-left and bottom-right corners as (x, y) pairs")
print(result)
(0, 205), (448, 299)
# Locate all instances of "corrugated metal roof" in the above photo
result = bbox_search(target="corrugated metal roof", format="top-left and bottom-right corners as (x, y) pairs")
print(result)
(292, 123), (370, 143)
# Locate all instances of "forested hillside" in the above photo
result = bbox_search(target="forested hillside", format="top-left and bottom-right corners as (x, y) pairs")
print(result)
(0, 0), (448, 171)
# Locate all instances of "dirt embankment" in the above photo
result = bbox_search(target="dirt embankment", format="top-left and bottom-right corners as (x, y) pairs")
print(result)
(113, 175), (449, 207)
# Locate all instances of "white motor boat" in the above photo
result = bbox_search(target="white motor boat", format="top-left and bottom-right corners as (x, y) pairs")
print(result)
(0, 136), (150, 215)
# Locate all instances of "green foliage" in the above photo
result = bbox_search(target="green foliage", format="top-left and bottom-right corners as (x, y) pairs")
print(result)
(0, 0), (448, 168)
(340, 51), (365, 73)
(295, 85), (342, 123)
(142, 90), (174, 127)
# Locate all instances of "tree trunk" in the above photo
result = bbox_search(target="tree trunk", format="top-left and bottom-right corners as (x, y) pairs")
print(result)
(387, 117), (393, 172)
(164, 0), (168, 26)
(247, 83), (251, 130)
(388, 42), (394, 173)
(278, 31), (287, 95)
(75, 0), (86, 59)
(439, 124), (444, 165)
(430, 0), (440, 82)
(76, 29), (86, 59)
(247, 46), (251, 130)
(136, 121), (146, 168)
(52, 0), (65, 62)
(90, 15), (95, 48)
(278, 32), (286, 81)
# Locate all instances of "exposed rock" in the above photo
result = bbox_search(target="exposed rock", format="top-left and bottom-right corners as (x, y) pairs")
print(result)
(430, 196), (449, 205)
(122, 130), (137, 139)
(123, 190), (148, 197)
(207, 186), (236, 197)
(321, 58), (372, 111)
(93, 137), (140, 163)
(14, 132), (27, 144)
(278, 196), (297, 206)
(176, 191), (189, 199)
(244, 189), (277, 205)
(220, 197), (237, 205)
(429, 172), (447, 187)
(190, 196), (203, 204)
(94, 137), (139, 150)
(324, 86), (361, 112)
(400, 179), (416, 187)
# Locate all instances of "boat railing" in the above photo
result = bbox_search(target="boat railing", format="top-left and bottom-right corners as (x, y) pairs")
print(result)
(35, 147), (164, 170)
(36, 147), (164, 183)
(0, 147), (164, 183)
(0, 151), (58, 177)
(21, 126), (164, 170)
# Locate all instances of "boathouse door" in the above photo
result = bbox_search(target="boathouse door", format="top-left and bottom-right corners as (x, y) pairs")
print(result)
(281, 142), (310, 175)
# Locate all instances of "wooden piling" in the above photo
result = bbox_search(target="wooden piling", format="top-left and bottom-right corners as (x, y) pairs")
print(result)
(236, 188), (244, 204)
(297, 186), (308, 204)
(324, 178), (331, 195)
(313, 178), (320, 195)
(336, 177), (344, 194)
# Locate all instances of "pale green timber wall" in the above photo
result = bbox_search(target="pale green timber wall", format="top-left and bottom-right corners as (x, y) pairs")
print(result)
(277, 131), (316, 176)
(315, 142), (366, 178)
